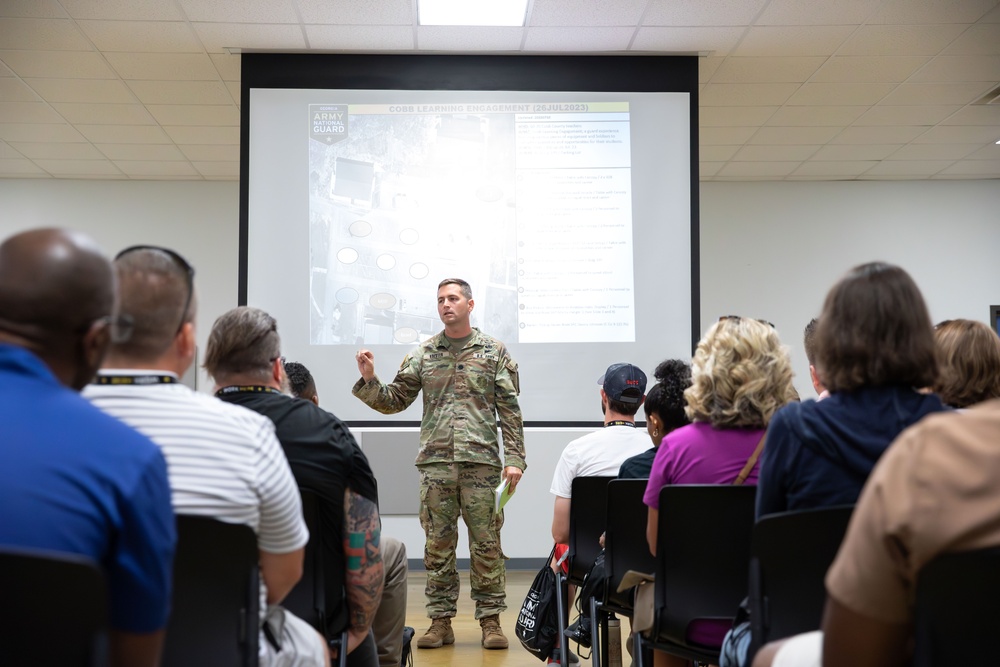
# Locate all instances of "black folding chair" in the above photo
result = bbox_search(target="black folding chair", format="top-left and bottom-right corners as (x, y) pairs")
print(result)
(0, 546), (108, 666)
(747, 505), (854, 662)
(163, 516), (260, 667)
(554, 476), (615, 667)
(913, 545), (1000, 666)
(282, 490), (350, 667)
(637, 485), (757, 665)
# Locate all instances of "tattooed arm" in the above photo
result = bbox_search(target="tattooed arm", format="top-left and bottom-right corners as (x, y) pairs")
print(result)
(343, 488), (385, 654)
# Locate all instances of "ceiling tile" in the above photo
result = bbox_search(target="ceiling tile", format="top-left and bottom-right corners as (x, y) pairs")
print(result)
(811, 56), (930, 83)
(33, 158), (122, 175)
(699, 126), (758, 145)
(910, 55), (1000, 83)
(0, 102), (64, 124)
(763, 105), (867, 126)
(0, 158), (46, 174)
(162, 125), (240, 144)
(178, 144), (239, 161)
(837, 25), (966, 56)
(699, 145), (740, 161)
(0, 78), (38, 101)
(77, 20), (202, 53)
(791, 160), (877, 176)
(631, 27), (743, 55)
(870, 0), (998, 25)
(0, 50), (116, 78)
(786, 82), (895, 105)
(700, 106), (778, 126)
(211, 54), (242, 81)
(734, 26), (855, 57)
(114, 160), (199, 177)
(710, 57), (825, 83)
(529, 0), (647, 27)
(24, 78), (135, 103)
(96, 143), (186, 160)
(700, 83), (800, 106)
(940, 106), (1000, 125)
(417, 26), (524, 51)
(59, 0), (182, 20)
(643, 0), (768, 26)
(938, 159), (1000, 176)
(105, 53), (221, 81)
(853, 104), (963, 125)
(834, 125), (927, 143)
(76, 124), (171, 143)
(812, 144), (900, 160)
(732, 144), (820, 161)
(193, 161), (239, 177)
(304, 25), (415, 50)
(52, 103), (155, 125)
(749, 126), (843, 144)
(523, 27), (634, 51)
(880, 82), (993, 105)
(297, 0), (412, 25)
(0, 122), (84, 142)
(756, 0), (882, 25)
(9, 141), (103, 159)
(718, 161), (800, 176)
(964, 144), (1000, 159)
(944, 24), (1000, 55)
(888, 143), (979, 160)
(177, 0), (298, 23)
(864, 160), (951, 176)
(0, 1), (68, 19)
(146, 105), (240, 126)
(0, 18), (91, 50)
(193, 22), (307, 54)
(128, 80), (233, 106)
(913, 125), (1000, 143)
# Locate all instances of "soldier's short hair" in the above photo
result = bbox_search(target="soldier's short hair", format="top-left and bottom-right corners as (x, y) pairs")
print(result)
(285, 361), (317, 401)
(438, 278), (472, 300)
(204, 306), (280, 383)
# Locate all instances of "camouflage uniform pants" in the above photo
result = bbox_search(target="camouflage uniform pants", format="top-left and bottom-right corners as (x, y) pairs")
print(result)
(418, 462), (506, 620)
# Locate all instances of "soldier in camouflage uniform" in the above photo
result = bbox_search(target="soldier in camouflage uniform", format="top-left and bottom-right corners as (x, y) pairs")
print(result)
(353, 278), (525, 651)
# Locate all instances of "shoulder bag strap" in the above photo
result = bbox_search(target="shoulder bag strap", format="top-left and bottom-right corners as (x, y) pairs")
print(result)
(733, 432), (767, 486)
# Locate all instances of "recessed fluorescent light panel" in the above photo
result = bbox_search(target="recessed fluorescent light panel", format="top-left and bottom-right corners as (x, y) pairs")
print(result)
(418, 0), (529, 26)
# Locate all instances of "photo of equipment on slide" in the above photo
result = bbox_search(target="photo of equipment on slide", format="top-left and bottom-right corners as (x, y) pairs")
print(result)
(307, 101), (636, 348)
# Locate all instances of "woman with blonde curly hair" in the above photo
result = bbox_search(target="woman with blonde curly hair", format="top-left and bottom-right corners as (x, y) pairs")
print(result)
(643, 316), (795, 667)
(933, 318), (1000, 408)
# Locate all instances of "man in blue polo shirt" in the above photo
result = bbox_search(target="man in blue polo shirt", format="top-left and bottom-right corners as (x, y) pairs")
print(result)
(0, 228), (176, 667)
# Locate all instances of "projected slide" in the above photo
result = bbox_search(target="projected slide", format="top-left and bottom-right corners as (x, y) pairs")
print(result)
(307, 102), (635, 347)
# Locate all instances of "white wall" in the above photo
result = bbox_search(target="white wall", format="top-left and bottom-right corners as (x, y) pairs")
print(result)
(2, 177), (998, 560)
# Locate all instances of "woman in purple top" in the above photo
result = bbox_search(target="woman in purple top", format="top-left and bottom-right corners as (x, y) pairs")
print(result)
(643, 316), (796, 667)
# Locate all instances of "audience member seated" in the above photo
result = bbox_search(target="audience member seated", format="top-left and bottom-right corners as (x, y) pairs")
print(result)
(285, 359), (410, 667)
(206, 307), (384, 666)
(644, 316), (796, 667)
(932, 318), (1000, 409)
(619, 359), (692, 480)
(802, 318), (828, 399)
(85, 247), (327, 667)
(0, 229), (175, 667)
(722, 261), (948, 667)
(753, 398), (1000, 667)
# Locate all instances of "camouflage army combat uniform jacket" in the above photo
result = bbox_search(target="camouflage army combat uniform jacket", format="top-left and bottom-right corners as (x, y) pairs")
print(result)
(352, 328), (526, 471)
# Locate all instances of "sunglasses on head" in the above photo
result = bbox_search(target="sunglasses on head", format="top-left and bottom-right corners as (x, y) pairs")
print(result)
(115, 245), (195, 335)
(719, 315), (776, 329)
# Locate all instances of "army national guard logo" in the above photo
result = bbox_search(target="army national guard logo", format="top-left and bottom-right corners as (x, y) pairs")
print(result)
(309, 104), (348, 144)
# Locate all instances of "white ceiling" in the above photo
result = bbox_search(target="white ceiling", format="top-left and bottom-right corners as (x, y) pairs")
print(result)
(0, 0), (998, 182)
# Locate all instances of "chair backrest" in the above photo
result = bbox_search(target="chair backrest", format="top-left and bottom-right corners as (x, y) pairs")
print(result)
(0, 547), (108, 666)
(603, 478), (656, 611)
(163, 516), (260, 667)
(655, 484), (757, 647)
(748, 505), (853, 654)
(283, 490), (348, 639)
(913, 545), (1000, 667)
(568, 476), (615, 585)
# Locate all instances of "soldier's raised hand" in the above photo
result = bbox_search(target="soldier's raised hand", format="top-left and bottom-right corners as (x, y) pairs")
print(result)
(356, 348), (375, 382)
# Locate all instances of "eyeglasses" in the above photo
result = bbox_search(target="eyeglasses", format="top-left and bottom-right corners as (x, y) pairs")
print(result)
(271, 356), (286, 367)
(719, 315), (776, 329)
(93, 314), (134, 344)
(115, 245), (195, 335)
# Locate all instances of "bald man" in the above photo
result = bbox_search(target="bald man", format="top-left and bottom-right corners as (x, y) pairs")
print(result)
(0, 229), (176, 667)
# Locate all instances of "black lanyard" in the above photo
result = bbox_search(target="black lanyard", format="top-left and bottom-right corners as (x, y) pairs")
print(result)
(215, 385), (283, 397)
(94, 374), (177, 386)
(605, 420), (635, 428)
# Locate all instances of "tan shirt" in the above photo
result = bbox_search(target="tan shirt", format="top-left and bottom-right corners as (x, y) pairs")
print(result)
(826, 398), (1000, 623)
